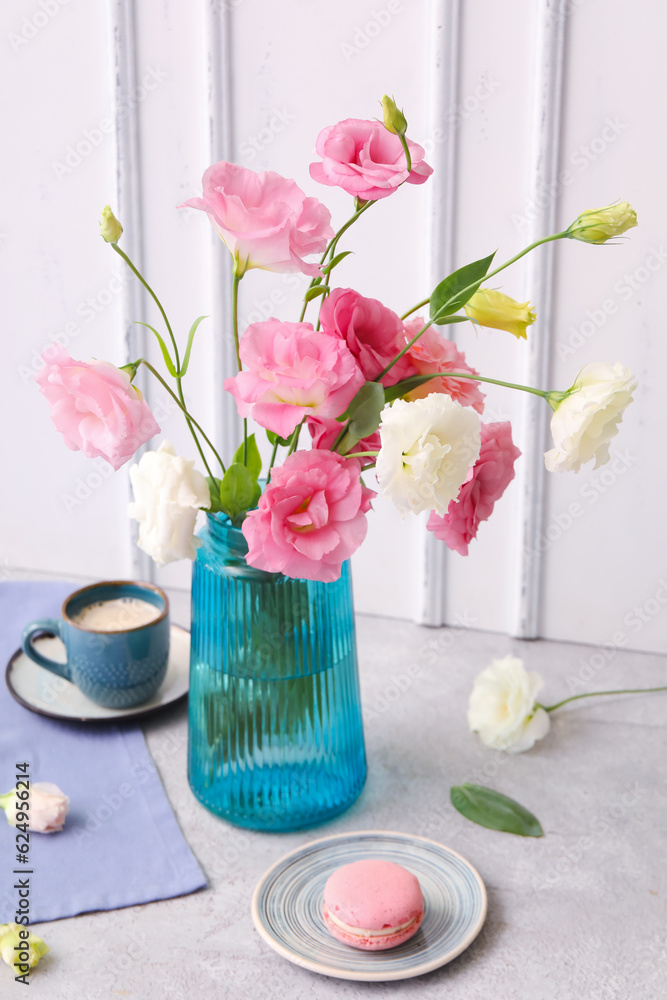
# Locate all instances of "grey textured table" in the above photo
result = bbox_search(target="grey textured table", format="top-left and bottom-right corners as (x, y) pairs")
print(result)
(22, 594), (667, 999)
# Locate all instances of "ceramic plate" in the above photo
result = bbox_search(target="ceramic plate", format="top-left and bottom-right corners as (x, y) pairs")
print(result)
(5, 624), (190, 723)
(251, 830), (487, 982)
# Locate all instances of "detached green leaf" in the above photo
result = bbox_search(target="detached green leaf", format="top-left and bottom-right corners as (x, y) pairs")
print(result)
(322, 251), (353, 275)
(430, 252), (496, 322)
(232, 433), (262, 480)
(205, 476), (224, 514)
(304, 285), (331, 303)
(450, 783), (544, 837)
(219, 463), (261, 522)
(337, 381), (385, 440)
(179, 315), (209, 376)
(134, 321), (177, 377)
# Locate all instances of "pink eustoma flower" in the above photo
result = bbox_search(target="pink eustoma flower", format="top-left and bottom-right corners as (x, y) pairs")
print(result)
(309, 119), (433, 202)
(427, 421), (521, 555)
(180, 161), (333, 277)
(34, 346), (160, 471)
(319, 287), (416, 386)
(404, 320), (485, 414)
(242, 450), (376, 582)
(224, 319), (365, 439)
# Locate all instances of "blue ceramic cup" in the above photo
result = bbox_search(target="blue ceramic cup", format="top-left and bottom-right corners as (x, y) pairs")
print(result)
(21, 581), (170, 709)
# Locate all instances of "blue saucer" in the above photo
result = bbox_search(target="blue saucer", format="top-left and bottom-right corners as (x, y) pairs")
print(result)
(251, 830), (487, 982)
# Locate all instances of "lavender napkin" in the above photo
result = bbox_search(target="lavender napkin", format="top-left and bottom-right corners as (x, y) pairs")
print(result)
(0, 580), (206, 923)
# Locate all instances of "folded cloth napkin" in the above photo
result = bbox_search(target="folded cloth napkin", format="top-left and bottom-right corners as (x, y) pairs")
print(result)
(0, 580), (206, 923)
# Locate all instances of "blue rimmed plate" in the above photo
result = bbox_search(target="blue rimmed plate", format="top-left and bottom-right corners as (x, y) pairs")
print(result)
(251, 830), (487, 982)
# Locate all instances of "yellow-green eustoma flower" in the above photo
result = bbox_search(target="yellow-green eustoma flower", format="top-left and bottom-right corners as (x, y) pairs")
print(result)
(464, 288), (536, 340)
(0, 923), (49, 974)
(99, 205), (123, 244)
(566, 201), (637, 244)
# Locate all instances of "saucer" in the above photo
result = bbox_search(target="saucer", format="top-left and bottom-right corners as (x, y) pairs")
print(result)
(5, 624), (190, 723)
(251, 830), (487, 982)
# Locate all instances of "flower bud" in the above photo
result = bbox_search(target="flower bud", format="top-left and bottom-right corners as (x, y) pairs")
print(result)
(1, 782), (69, 833)
(464, 288), (536, 340)
(381, 95), (408, 136)
(566, 201), (637, 244)
(100, 205), (123, 244)
(0, 924), (49, 972)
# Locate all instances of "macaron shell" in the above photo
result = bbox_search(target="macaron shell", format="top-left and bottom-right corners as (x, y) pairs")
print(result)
(323, 907), (424, 951)
(323, 859), (424, 930)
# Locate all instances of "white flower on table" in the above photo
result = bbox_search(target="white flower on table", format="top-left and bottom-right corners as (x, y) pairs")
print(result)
(467, 655), (550, 753)
(0, 782), (69, 834)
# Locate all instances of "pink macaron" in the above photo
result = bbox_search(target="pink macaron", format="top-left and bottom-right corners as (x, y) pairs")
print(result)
(322, 859), (424, 951)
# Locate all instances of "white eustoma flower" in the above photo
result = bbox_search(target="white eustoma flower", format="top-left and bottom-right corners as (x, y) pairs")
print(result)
(0, 782), (69, 834)
(544, 363), (637, 473)
(376, 393), (481, 517)
(128, 441), (211, 566)
(467, 655), (551, 753)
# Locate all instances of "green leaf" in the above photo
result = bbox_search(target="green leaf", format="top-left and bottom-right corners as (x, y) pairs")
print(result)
(134, 321), (177, 377)
(321, 251), (353, 275)
(179, 315), (209, 376)
(232, 433), (262, 480)
(429, 252), (496, 322)
(266, 430), (292, 448)
(205, 476), (224, 514)
(219, 463), (261, 522)
(450, 783), (544, 837)
(337, 381), (385, 441)
(304, 285), (331, 303)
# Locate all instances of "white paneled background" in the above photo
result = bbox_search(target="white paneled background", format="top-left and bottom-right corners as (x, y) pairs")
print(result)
(3, 0), (665, 654)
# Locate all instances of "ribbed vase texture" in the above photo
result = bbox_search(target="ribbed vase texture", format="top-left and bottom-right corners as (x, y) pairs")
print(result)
(187, 514), (367, 831)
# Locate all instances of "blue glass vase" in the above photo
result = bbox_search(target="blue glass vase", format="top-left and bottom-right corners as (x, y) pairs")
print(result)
(187, 513), (367, 831)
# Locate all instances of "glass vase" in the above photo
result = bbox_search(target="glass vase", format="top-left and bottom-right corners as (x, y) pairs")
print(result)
(187, 513), (367, 831)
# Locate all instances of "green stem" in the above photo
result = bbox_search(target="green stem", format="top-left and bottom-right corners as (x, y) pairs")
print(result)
(299, 201), (375, 324)
(231, 273), (242, 372)
(541, 686), (667, 714)
(266, 437), (280, 484)
(112, 244), (181, 371)
(137, 360), (225, 478)
(398, 133), (412, 174)
(286, 422), (303, 456)
(378, 232), (568, 381)
(401, 297), (430, 320)
(344, 451), (380, 458)
(418, 370), (551, 400)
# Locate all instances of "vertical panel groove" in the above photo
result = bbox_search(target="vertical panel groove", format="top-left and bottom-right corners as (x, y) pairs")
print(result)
(205, 2), (242, 463)
(510, 0), (568, 637)
(106, 0), (154, 582)
(418, 0), (461, 626)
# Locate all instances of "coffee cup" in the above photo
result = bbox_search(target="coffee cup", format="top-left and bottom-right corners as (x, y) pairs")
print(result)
(21, 581), (170, 709)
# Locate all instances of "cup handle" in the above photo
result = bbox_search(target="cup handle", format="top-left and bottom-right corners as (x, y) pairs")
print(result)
(21, 619), (72, 681)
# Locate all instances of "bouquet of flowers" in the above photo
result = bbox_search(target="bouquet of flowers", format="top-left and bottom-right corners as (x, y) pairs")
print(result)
(35, 97), (638, 582)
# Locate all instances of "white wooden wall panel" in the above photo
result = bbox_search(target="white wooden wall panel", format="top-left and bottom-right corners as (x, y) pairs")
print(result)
(1, 0), (132, 581)
(541, 0), (667, 653)
(2, 0), (665, 652)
